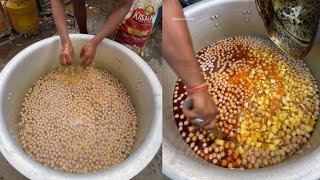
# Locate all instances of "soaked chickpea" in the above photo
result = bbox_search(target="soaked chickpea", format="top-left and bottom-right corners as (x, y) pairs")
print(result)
(173, 36), (319, 169)
(20, 66), (138, 173)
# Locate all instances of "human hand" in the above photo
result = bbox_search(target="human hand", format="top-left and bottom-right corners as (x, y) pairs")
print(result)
(59, 42), (74, 65)
(183, 91), (218, 130)
(80, 39), (99, 68)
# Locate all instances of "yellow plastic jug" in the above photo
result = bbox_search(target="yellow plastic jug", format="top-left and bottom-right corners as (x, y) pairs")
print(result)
(0, 1), (11, 36)
(6, 0), (39, 34)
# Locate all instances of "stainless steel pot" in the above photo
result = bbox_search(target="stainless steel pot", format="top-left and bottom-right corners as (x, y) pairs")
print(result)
(0, 34), (162, 180)
(163, 0), (320, 179)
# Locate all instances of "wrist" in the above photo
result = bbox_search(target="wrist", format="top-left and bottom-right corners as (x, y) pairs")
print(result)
(187, 89), (210, 101)
(61, 39), (72, 47)
(186, 81), (206, 89)
(186, 83), (208, 94)
(91, 36), (103, 46)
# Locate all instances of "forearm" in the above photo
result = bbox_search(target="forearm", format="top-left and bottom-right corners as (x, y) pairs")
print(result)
(163, 0), (204, 88)
(91, 0), (133, 45)
(51, 0), (70, 45)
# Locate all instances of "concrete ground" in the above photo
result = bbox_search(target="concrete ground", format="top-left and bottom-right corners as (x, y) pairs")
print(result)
(0, 1), (162, 179)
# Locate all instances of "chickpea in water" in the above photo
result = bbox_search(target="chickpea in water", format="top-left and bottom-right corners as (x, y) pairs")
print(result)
(19, 66), (138, 173)
(173, 36), (319, 169)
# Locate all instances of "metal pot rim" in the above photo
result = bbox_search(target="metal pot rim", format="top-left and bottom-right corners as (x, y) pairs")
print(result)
(163, 0), (320, 179)
(0, 34), (162, 180)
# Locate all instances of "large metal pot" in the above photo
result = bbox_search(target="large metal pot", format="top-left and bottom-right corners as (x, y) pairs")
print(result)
(0, 34), (162, 180)
(163, 0), (320, 179)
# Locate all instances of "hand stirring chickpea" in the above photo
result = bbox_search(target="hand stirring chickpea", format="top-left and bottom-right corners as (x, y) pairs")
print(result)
(51, 0), (133, 68)
(163, 0), (218, 130)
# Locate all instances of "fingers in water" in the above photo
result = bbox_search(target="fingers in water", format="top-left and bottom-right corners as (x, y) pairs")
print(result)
(66, 56), (72, 66)
(81, 55), (87, 68)
(183, 109), (201, 119)
(59, 55), (67, 66)
(80, 48), (85, 58)
(189, 117), (210, 127)
(203, 118), (217, 130)
(84, 58), (93, 68)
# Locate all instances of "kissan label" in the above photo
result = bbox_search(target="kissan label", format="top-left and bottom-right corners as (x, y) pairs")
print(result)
(132, 5), (155, 24)
(115, 4), (157, 52)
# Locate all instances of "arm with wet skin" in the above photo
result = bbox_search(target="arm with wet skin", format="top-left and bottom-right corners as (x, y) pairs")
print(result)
(80, 0), (134, 68)
(162, 0), (218, 130)
(51, 0), (74, 66)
